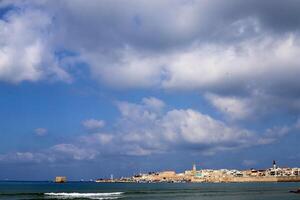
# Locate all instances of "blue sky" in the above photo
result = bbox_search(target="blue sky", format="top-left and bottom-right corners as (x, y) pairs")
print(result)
(0, 0), (300, 180)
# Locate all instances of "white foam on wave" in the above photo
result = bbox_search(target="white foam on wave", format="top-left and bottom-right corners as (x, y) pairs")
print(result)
(44, 192), (123, 199)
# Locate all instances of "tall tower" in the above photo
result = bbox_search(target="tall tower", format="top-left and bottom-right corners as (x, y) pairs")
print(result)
(192, 163), (196, 172)
(273, 160), (276, 169)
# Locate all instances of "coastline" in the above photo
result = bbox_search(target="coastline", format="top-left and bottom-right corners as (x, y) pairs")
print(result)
(95, 175), (300, 183)
(96, 161), (300, 184)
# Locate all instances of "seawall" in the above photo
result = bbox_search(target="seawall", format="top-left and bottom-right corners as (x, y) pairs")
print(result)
(232, 176), (300, 182)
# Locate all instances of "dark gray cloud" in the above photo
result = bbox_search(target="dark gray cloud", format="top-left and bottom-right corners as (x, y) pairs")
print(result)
(239, 0), (300, 32)
(44, 0), (300, 51)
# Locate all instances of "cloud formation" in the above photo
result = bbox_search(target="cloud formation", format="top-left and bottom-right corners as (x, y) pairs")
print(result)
(50, 143), (98, 161)
(0, 6), (71, 83)
(205, 93), (252, 120)
(34, 128), (48, 136)
(1, 0), (300, 168)
(82, 119), (105, 130)
(0, 97), (297, 164)
(0, 144), (98, 163)
(111, 97), (258, 155)
(1, 0), (299, 124)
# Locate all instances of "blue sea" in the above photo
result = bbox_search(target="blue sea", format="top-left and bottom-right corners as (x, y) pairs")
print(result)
(0, 181), (299, 200)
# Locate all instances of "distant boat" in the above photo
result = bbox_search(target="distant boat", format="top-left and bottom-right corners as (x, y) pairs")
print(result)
(55, 176), (67, 183)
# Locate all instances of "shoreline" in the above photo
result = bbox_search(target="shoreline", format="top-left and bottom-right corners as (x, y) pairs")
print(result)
(95, 176), (300, 183)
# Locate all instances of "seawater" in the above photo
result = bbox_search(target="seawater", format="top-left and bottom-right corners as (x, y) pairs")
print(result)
(0, 181), (299, 200)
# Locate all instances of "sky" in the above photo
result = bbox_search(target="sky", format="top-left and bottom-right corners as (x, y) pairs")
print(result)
(0, 0), (300, 181)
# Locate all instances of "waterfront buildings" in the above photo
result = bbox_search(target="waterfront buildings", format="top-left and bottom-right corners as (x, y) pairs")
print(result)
(96, 161), (300, 183)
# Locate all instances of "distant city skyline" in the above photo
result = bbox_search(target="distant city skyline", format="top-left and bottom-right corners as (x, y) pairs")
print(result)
(100, 160), (300, 183)
(0, 0), (300, 180)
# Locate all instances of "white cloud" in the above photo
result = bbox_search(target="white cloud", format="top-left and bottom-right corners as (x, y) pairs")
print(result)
(0, 7), (70, 83)
(74, 32), (300, 124)
(0, 152), (54, 163)
(34, 128), (47, 136)
(1, 2), (300, 105)
(113, 97), (257, 155)
(59, 97), (259, 157)
(85, 47), (164, 88)
(80, 133), (113, 145)
(50, 144), (98, 161)
(123, 145), (154, 156)
(87, 34), (300, 122)
(1, 0), (300, 165)
(1, 1), (300, 124)
(205, 93), (252, 120)
(116, 97), (163, 121)
(142, 97), (165, 111)
(113, 98), (300, 156)
(82, 119), (105, 130)
(161, 34), (300, 91)
(1, 97), (298, 163)
(0, 143), (99, 163)
(258, 121), (300, 144)
(162, 109), (253, 146)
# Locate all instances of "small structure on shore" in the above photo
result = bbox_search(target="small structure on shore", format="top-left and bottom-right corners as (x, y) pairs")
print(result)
(55, 176), (67, 183)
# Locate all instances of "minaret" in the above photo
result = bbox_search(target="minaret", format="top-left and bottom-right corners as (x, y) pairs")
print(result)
(192, 163), (196, 172)
(273, 160), (276, 169)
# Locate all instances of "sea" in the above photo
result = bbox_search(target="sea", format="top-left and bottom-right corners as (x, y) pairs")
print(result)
(0, 181), (299, 200)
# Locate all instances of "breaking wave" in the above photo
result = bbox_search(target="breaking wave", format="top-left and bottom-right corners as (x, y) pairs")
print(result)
(44, 192), (124, 199)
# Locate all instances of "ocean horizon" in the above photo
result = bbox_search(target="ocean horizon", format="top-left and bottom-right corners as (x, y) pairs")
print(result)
(0, 181), (299, 200)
